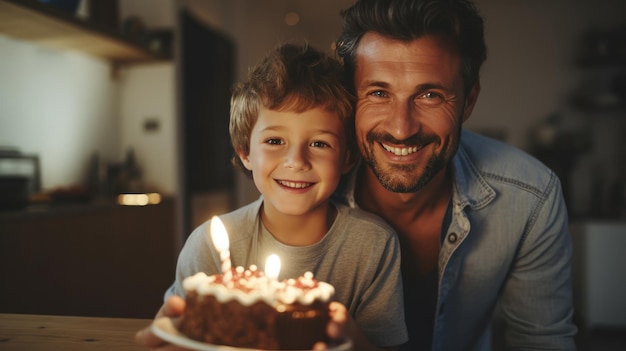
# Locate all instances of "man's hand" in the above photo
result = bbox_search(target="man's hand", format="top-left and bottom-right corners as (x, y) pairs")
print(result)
(327, 301), (350, 340)
(324, 301), (398, 351)
(135, 295), (187, 350)
(311, 301), (350, 349)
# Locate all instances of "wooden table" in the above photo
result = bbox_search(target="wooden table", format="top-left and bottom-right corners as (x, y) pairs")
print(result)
(0, 313), (152, 350)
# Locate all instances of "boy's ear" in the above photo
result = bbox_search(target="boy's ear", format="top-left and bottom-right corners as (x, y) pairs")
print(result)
(237, 151), (253, 170)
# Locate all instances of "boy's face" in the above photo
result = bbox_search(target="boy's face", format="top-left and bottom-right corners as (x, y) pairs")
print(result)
(239, 106), (349, 217)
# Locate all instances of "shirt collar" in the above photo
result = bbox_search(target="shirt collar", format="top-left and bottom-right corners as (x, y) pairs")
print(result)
(451, 133), (496, 210)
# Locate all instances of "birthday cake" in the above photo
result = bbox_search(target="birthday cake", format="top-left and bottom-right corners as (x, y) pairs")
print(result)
(178, 266), (335, 350)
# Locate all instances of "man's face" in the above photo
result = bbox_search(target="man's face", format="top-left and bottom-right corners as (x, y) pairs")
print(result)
(353, 32), (478, 193)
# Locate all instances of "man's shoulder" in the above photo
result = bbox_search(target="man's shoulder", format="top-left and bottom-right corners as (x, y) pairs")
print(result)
(458, 130), (556, 188)
(460, 130), (544, 167)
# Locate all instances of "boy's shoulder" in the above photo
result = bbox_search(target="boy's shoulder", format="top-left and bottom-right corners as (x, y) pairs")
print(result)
(333, 200), (397, 238)
(220, 197), (262, 222)
(212, 197), (263, 244)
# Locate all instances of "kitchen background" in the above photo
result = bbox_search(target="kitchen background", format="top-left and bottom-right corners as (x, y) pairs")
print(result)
(0, 0), (625, 349)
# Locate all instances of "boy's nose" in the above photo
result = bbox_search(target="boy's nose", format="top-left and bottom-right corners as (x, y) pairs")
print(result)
(284, 146), (310, 171)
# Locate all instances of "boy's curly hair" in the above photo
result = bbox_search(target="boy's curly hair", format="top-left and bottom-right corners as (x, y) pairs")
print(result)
(229, 43), (356, 176)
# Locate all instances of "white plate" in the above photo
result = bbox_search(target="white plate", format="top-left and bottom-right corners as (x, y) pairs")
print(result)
(151, 317), (353, 351)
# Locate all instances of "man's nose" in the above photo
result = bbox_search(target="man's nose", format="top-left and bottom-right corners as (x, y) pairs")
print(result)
(385, 100), (420, 140)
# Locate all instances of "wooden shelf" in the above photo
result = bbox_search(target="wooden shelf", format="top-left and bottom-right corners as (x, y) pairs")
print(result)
(0, 0), (171, 65)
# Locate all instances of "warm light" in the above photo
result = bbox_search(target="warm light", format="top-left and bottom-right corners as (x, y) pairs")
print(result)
(210, 216), (232, 283)
(284, 12), (300, 26)
(117, 193), (161, 206)
(147, 193), (161, 203)
(210, 216), (229, 252)
(265, 254), (281, 280)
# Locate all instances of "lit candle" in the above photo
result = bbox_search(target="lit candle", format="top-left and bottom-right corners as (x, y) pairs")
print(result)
(210, 216), (232, 283)
(265, 254), (281, 281)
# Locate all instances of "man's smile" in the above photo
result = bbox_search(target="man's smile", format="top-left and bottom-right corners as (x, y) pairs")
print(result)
(381, 143), (421, 156)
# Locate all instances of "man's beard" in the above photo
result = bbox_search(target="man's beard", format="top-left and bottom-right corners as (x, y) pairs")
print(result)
(364, 149), (447, 193)
(361, 131), (458, 193)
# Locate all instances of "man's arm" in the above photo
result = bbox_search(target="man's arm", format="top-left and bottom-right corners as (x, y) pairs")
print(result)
(499, 176), (577, 349)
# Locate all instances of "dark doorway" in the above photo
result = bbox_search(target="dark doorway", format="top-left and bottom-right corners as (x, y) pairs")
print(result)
(180, 9), (236, 236)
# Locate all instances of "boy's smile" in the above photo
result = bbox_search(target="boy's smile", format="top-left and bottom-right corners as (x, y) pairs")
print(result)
(239, 106), (348, 220)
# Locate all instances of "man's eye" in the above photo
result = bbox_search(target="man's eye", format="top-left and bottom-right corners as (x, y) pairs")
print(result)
(417, 92), (445, 105)
(369, 90), (387, 98)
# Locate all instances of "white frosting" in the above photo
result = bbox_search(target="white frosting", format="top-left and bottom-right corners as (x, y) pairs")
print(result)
(183, 270), (335, 307)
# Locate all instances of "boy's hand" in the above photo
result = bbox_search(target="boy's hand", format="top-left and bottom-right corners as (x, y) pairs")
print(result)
(135, 295), (187, 350)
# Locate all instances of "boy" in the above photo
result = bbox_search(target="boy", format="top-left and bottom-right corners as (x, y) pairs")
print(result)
(138, 43), (407, 351)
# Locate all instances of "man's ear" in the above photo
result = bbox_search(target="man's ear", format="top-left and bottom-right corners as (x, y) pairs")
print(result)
(340, 148), (358, 175)
(237, 151), (252, 171)
(462, 80), (481, 123)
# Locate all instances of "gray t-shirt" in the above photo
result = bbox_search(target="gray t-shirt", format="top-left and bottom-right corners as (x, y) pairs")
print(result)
(165, 196), (408, 347)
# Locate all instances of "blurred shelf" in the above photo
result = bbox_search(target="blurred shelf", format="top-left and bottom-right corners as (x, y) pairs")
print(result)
(0, 0), (171, 65)
(0, 196), (177, 318)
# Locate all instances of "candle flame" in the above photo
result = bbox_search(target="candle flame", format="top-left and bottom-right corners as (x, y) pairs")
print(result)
(265, 254), (281, 280)
(210, 216), (229, 252)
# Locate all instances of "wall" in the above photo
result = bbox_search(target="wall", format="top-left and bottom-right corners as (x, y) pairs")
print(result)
(470, 0), (626, 148)
(0, 0), (178, 196)
(119, 63), (177, 195)
(0, 35), (120, 191)
(571, 221), (626, 330)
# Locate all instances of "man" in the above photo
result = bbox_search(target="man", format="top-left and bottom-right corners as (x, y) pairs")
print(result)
(333, 0), (577, 349)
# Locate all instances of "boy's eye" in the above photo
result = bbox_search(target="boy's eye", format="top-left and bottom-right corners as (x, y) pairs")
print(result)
(265, 138), (283, 145)
(311, 141), (330, 148)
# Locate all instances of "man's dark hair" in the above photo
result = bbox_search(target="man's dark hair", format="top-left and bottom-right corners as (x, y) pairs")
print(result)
(336, 0), (487, 94)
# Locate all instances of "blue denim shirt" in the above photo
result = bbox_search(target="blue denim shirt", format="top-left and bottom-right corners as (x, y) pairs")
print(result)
(336, 130), (577, 350)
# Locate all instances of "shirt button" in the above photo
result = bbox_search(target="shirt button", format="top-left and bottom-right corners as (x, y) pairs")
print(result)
(447, 232), (458, 244)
